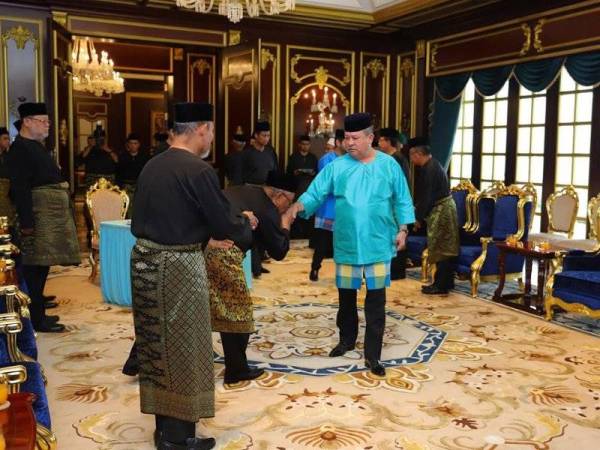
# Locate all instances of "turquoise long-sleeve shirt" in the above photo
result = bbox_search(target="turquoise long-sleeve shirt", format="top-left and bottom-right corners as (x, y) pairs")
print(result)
(298, 151), (415, 265)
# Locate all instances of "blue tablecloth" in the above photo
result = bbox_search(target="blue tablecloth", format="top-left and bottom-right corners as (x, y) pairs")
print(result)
(99, 219), (252, 306)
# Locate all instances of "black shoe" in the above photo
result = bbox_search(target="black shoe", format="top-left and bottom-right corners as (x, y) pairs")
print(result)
(422, 285), (449, 295)
(260, 267), (270, 274)
(154, 429), (161, 447)
(45, 301), (59, 309)
(159, 437), (216, 450)
(365, 359), (386, 376)
(224, 368), (265, 384)
(46, 315), (60, 322)
(328, 342), (355, 357)
(34, 319), (66, 333)
(391, 273), (406, 280)
(43, 295), (56, 303)
(309, 269), (318, 281)
(252, 273), (261, 279)
(122, 357), (139, 377)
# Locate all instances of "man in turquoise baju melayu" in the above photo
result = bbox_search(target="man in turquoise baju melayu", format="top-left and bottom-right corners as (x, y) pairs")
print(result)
(285, 113), (415, 376)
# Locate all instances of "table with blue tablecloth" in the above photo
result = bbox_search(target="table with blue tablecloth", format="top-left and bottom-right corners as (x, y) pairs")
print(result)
(99, 219), (253, 306)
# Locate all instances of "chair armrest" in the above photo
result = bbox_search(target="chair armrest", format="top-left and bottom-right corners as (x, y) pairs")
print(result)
(0, 313), (23, 335)
(0, 364), (27, 392)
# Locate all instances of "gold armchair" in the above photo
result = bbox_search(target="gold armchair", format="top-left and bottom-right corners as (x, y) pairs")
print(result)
(553, 196), (600, 252)
(86, 178), (129, 282)
(529, 185), (578, 244)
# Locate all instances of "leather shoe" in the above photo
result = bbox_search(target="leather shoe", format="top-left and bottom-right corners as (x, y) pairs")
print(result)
(224, 368), (265, 384)
(309, 269), (318, 281)
(328, 342), (355, 357)
(34, 319), (66, 333)
(159, 437), (216, 450)
(391, 272), (406, 280)
(43, 295), (56, 303)
(45, 301), (58, 309)
(260, 267), (270, 274)
(46, 315), (60, 322)
(365, 359), (386, 376)
(421, 285), (449, 295)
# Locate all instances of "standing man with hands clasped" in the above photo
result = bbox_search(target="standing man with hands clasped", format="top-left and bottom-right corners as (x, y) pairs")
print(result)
(284, 113), (415, 376)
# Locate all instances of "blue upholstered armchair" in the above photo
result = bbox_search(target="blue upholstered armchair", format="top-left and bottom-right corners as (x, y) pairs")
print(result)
(545, 250), (600, 320)
(457, 186), (535, 297)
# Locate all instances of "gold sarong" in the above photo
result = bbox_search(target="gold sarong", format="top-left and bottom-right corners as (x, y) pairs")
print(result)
(205, 246), (255, 333)
(131, 239), (214, 422)
(426, 195), (460, 264)
(20, 182), (81, 266)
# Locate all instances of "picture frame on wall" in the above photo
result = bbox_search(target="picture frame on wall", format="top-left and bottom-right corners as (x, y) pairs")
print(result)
(151, 110), (167, 140)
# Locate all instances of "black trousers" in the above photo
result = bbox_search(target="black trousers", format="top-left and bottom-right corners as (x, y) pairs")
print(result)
(390, 249), (407, 279)
(22, 265), (50, 327)
(337, 288), (386, 362)
(311, 228), (333, 271)
(251, 242), (264, 276)
(433, 257), (457, 290)
(220, 332), (250, 376)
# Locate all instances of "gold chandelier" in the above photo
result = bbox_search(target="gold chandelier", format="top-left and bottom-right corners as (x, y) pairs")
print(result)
(71, 37), (124, 97)
(176, 0), (296, 24)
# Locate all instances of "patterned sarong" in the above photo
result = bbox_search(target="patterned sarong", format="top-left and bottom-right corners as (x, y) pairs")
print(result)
(0, 178), (16, 227)
(205, 246), (254, 333)
(131, 239), (214, 422)
(20, 182), (80, 266)
(426, 195), (460, 264)
(336, 261), (391, 290)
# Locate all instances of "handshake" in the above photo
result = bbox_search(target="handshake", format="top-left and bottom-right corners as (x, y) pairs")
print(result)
(281, 202), (304, 230)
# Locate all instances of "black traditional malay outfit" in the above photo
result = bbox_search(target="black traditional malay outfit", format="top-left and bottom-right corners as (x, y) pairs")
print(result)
(411, 137), (459, 294)
(130, 102), (251, 450)
(6, 103), (80, 332)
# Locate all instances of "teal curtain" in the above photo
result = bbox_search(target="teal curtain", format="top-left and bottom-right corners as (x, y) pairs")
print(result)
(428, 51), (600, 170)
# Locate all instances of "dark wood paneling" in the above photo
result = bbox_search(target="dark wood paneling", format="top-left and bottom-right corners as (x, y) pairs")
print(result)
(589, 86), (600, 201)
(471, 95), (484, 188)
(540, 80), (560, 232)
(505, 78), (520, 185)
(93, 41), (172, 73)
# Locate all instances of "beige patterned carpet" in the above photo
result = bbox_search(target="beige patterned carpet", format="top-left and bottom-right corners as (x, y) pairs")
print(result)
(38, 244), (600, 450)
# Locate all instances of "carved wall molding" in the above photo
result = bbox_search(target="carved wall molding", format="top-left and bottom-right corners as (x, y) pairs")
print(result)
(261, 48), (275, 70)
(290, 54), (352, 87)
(1, 25), (38, 50)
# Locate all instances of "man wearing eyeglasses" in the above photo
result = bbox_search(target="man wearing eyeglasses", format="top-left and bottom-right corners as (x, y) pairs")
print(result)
(6, 103), (80, 333)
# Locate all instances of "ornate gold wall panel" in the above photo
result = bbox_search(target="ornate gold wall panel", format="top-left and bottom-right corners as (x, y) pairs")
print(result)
(396, 52), (416, 136)
(187, 53), (216, 162)
(359, 52), (390, 128)
(260, 43), (281, 153)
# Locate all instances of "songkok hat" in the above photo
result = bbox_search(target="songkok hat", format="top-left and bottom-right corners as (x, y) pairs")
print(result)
(233, 133), (246, 143)
(18, 102), (47, 119)
(13, 120), (22, 132)
(379, 127), (400, 140)
(335, 128), (345, 141)
(299, 134), (310, 142)
(174, 102), (213, 123)
(406, 136), (429, 149)
(254, 121), (270, 133)
(93, 125), (106, 139)
(127, 132), (141, 141)
(344, 113), (372, 132)
(0, 127), (8, 136)
(326, 138), (335, 147)
(266, 170), (296, 193)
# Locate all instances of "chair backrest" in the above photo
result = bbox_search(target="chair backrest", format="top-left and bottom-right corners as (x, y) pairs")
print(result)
(490, 186), (535, 241)
(451, 179), (477, 229)
(85, 178), (129, 235)
(588, 193), (600, 241)
(546, 185), (578, 238)
(468, 183), (502, 235)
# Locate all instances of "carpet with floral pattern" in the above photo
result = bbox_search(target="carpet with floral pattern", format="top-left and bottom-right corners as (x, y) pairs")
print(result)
(38, 243), (600, 449)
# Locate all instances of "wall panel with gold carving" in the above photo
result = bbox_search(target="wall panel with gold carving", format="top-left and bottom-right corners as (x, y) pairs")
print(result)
(259, 43), (280, 153)
(222, 43), (258, 158)
(285, 45), (355, 163)
(396, 52), (416, 136)
(187, 53), (216, 162)
(360, 52), (390, 129)
(0, 18), (45, 137)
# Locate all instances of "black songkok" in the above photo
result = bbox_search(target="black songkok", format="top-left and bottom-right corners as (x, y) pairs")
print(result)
(174, 102), (213, 123)
(93, 125), (106, 139)
(344, 113), (372, 132)
(379, 127), (400, 140)
(266, 170), (296, 193)
(406, 136), (429, 149)
(0, 127), (8, 136)
(335, 128), (345, 141)
(18, 102), (47, 119)
(127, 132), (141, 141)
(299, 134), (311, 142)
(233, 133), (246, 143)
(254, 121), (271, 133)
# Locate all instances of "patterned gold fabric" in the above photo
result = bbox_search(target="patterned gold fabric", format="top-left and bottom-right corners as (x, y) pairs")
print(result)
(426, 196), (460, 264)
(0, 178), (16, 227)
(20, 182), (81, 266)
(131, 238), (214, 422)
(205, 246), (255, 333)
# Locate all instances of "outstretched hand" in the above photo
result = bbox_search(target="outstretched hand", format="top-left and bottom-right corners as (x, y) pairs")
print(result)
(207, 238), (234, 250)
